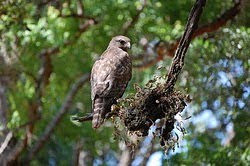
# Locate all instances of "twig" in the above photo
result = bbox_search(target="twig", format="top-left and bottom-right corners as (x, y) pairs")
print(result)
(26, 73), (90, 162)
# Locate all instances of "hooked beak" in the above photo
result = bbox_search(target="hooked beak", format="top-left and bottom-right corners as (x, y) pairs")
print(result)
(127, 42), (131, 50)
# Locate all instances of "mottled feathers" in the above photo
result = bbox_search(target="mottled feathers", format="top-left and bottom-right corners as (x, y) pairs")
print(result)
(91, 36), (132, 128)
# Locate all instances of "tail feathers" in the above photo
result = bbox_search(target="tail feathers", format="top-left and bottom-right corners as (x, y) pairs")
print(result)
(92, 97), (113, 129)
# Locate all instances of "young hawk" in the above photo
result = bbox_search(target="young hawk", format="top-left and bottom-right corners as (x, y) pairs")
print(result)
(91, 36), (132, 129)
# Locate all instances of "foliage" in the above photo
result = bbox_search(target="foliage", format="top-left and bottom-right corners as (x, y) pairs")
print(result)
(0, 0), (249, 165)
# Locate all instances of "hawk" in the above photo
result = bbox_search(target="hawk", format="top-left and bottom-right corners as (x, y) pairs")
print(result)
(91, 36), (132, 129)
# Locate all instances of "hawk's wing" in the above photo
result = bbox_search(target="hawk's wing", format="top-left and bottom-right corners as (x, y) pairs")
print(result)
(90, 48), (132, 100)
(90, 56), (111, 100)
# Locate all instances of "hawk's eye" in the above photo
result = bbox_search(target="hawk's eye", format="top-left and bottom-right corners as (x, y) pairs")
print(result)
(119, 39), (126, 45)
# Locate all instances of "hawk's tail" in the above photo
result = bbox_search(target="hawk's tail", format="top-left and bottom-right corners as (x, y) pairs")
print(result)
(92, 97), (113, 129)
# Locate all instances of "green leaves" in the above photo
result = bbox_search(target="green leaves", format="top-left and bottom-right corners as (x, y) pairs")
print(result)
(1, 0), (249, 165)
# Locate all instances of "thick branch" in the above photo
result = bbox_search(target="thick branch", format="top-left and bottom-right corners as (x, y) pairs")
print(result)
(27, 73), (90, 161)
(165, 0), (206, 91)
(73, 0), (207, 128)
(115, 0), (206, 152)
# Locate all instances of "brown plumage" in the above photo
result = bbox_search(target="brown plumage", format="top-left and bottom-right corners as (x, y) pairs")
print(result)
(90, 36), (132, 129)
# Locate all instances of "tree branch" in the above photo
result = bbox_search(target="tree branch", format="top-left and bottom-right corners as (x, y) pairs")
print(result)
(71, 113), (93, 122)
(122, 0), (147, 35)
(133, 0), (243, 69)
(139, 139), (155, 166)
(118, 146), (133, 166)
(37, 18), (97, 61)
(1, 15), (97, 166)
(0, 79), (8, 131)
(165, 0), (206, 91)
(72, 139), (84, 166)
(26, 73), (90, 162)
(23, 1), (97, 161)
(25, 17), (97, 145)
(166, 0), (243, 58)
(0, 132), (13, 155)
(6, 135), (27, 164)
(117, 0), (206, 149)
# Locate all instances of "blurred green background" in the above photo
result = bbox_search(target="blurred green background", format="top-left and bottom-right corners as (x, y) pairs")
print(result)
(0, 0), (249, 165)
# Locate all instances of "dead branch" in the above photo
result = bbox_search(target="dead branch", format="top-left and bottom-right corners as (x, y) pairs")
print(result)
(26, 73), (90, 162)
(133, 0), (243, 68)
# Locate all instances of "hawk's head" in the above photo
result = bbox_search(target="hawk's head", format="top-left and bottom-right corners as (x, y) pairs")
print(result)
(108, 36), (131, 52)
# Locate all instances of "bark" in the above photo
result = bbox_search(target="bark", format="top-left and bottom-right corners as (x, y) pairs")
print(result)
(165, 0), (207, 91)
